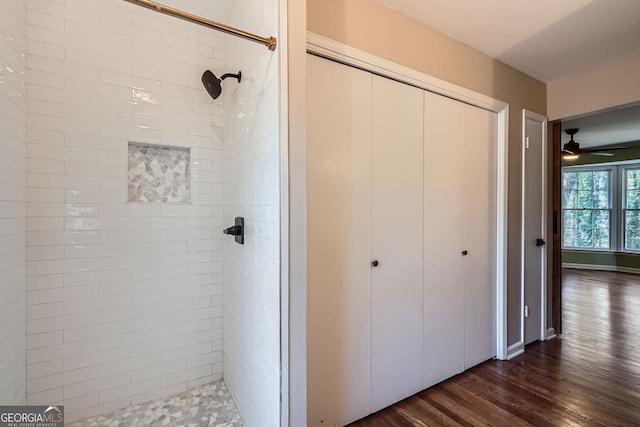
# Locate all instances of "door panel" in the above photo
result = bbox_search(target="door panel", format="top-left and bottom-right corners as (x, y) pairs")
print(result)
(463, 105), (497, 368)
(371, 75), (424, 411)
(307, 55), (373, 426)
(524, 114), (545, 345)
(423, 92), (466, 387)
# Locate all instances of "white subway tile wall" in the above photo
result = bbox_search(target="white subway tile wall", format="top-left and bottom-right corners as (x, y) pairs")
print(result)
(222, 0), (281, 425)
(25, 1), (225, 421)
(0, 0), (27, 406)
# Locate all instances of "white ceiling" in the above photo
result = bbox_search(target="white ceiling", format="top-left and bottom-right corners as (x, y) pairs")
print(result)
(561, 103), (640, 148)
(378, 0), (640, 83)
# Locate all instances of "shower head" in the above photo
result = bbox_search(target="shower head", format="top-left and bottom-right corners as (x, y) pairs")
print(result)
(201, 70), (242, 100)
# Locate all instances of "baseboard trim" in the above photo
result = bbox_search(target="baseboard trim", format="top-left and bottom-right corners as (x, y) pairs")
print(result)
(507, 341), (524, 360)
(546, 327), (557, 340)
(563, 263), (640, 275)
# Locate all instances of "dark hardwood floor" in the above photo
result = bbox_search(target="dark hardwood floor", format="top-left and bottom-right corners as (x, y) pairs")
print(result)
(349, 269), (640, 426)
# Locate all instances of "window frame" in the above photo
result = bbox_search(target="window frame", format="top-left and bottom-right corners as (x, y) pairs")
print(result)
(622, 165), (640, 253)
(561, 165), (616, 251)
(562, 160), (640, 254)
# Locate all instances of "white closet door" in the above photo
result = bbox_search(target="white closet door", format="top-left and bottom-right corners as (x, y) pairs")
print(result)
(307, 55), (373, 426)
(371, 75), (424, 411)
(423, 91), (466, 387)
(463, 104), (497, 368)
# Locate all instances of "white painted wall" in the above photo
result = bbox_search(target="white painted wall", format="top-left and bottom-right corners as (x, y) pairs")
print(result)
(222, 0), (281, 425)
(547, 56), (640, 120)
(24, 1), (225, 421)
(0, 0), (27, 406)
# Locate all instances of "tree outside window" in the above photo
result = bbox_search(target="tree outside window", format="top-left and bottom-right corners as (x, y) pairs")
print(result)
(562, 170), (610, 249)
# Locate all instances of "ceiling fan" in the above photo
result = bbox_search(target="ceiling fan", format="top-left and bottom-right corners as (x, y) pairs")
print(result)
(562, 128), (629, 158)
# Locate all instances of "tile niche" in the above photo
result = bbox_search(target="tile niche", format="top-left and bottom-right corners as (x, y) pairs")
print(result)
(127, 142), (191, 203)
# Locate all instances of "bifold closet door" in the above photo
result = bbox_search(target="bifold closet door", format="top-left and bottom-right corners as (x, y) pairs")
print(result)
(307, 54), (496, 426)
(463, 103), (497, 369)
(307, 55), (373, 426)
(423, 91), (497, 387)
(370, 75), (424, 412)
(423, 92), (467, 386)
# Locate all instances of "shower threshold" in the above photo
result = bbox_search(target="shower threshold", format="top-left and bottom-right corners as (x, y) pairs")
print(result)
(69, 379), (243, 426)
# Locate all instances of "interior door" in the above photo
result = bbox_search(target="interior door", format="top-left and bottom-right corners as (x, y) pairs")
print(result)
(523, 111), (547, 345)
(370, 75), (424, 411)
(307, 54), (373, 426)
(423, 91), (466, 386)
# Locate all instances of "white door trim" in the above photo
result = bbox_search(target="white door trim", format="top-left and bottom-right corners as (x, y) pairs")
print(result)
(307, 32), (510, 360)
(521, 109), (549, 349)
(286, 2), (308, 425)
(278, 0), (290, 424)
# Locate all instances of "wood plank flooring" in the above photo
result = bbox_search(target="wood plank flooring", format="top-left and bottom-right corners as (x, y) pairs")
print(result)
(349, 269), (640, 426)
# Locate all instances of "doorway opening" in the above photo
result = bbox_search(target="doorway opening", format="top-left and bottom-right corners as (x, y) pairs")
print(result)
(550, 101), (640, 336)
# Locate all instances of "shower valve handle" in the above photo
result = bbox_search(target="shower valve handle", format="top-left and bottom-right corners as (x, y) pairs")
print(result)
(223, 217), (245, 245)
(223, 225), (242, 236)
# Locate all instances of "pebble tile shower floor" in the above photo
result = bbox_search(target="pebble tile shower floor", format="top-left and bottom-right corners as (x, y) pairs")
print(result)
(69, 380), (243, 427)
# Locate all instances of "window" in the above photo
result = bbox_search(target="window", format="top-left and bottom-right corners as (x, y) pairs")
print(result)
(624, 168), (640, 251)
(562, 170), (611, 249)
(562, 162), (640, 253)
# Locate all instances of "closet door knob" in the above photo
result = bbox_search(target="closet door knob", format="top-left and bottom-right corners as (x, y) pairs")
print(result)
(461, 250), (468, 256)
(371, 260), (379, 267)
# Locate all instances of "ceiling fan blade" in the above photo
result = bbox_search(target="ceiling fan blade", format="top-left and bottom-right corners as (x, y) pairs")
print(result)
(588, 152), (615, 156)
(582, 146), (629, 153)
(562, 150), (580, 159)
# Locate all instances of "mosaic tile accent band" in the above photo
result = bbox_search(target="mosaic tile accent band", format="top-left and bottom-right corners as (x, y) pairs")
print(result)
(128, 142), (191, 203)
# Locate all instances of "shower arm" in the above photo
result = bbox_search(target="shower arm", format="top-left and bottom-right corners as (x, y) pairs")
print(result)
(220, 72), (242, 82)
(123, 0), (277, 51)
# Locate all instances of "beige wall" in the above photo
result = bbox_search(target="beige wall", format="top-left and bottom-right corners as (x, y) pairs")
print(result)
(547, 56), (640, 120)
(307, 0), (547, 346)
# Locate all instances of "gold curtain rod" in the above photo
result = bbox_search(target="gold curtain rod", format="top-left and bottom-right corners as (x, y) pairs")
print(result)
(124, 0), (277, 51)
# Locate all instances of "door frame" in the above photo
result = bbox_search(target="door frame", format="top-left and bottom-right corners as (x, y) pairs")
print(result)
(306, 32), (511, 360)
(519, 109), (549, 355)
(550, 120), (563, 335)
(286, 1), (307, 425)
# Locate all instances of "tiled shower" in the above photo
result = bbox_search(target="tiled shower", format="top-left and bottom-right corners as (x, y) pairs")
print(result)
(0, 0), (281, 425)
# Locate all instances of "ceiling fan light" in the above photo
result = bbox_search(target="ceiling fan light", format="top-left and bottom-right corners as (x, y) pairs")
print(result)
(563, 153), (579, 160)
